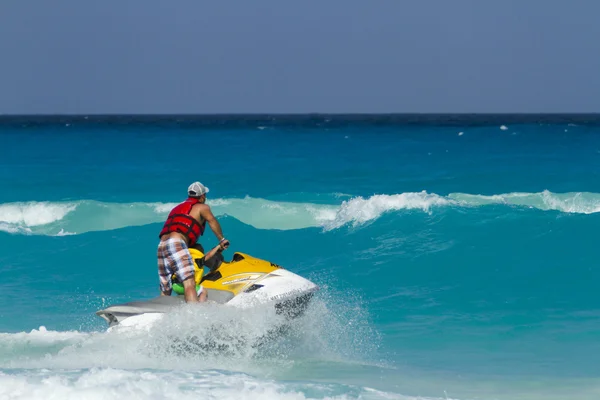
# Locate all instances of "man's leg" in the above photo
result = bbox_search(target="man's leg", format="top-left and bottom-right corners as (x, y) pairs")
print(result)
(157, 241), (172, 296)
(170, 239), (203, 303)
(198, 288), (207, 302)
(182, 277), (199, 303)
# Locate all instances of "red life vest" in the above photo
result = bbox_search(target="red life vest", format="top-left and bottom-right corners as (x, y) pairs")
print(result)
(159, 198), (206, 246)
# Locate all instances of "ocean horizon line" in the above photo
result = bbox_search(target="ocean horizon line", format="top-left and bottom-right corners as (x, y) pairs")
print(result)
(2, 112), (600, 128)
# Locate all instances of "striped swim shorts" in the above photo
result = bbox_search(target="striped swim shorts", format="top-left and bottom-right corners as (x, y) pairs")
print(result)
(157, 237), (195, 293)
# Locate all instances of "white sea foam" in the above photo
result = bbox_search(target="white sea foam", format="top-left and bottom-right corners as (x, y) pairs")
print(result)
(0, 325), (86, 345)
(0, 222), (32, 235)
(0, 368), (426, 400)
(55, 228), (76, 236)
(0, 313), (594, 400)
(0, 291), (403, 400)
(0, 289), (378, 370)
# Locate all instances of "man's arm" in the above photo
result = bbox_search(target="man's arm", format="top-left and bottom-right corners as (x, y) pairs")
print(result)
(204, 243), (223, 261)
(198, 204), (226, 242)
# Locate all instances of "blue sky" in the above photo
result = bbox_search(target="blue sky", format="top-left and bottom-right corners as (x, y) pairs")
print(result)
(1, 1), (599, 114)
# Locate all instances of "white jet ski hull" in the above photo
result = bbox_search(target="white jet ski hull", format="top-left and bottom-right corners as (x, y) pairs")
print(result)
(96, 267), (318, 329)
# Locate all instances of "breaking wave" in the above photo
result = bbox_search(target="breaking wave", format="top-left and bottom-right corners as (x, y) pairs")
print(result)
(1, 190), (599, 236)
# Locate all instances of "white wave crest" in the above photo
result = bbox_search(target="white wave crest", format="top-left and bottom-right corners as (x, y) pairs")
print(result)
(152, 202), (178, 213)
(1, 190), (599, 237)
(0, 201), (76, 226)
(448, 190), (600, 214)
(320, 192), (451, 230)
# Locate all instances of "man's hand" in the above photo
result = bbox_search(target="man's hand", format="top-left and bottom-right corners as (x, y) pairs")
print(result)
(219, 238), (230, 250)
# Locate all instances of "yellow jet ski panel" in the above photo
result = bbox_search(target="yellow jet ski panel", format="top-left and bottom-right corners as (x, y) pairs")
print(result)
(172, 251), (282, 297)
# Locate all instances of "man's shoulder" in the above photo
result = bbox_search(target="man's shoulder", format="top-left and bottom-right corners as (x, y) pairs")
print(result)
(191, 202), (211, 215)
(193, 202), (209, 210)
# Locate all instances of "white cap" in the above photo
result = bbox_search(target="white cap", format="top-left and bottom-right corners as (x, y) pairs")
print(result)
(188, 181), (209, 197)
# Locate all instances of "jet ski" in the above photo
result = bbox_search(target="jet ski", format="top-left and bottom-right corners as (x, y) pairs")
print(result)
(96, 249), (319, 328)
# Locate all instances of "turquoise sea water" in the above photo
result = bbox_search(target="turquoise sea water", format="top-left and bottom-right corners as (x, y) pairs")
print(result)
(1, 115), (599, 400)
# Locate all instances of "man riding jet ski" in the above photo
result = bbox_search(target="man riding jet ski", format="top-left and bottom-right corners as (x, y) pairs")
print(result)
(95, 246), (319, 328)
(157, 181), (231, 303)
